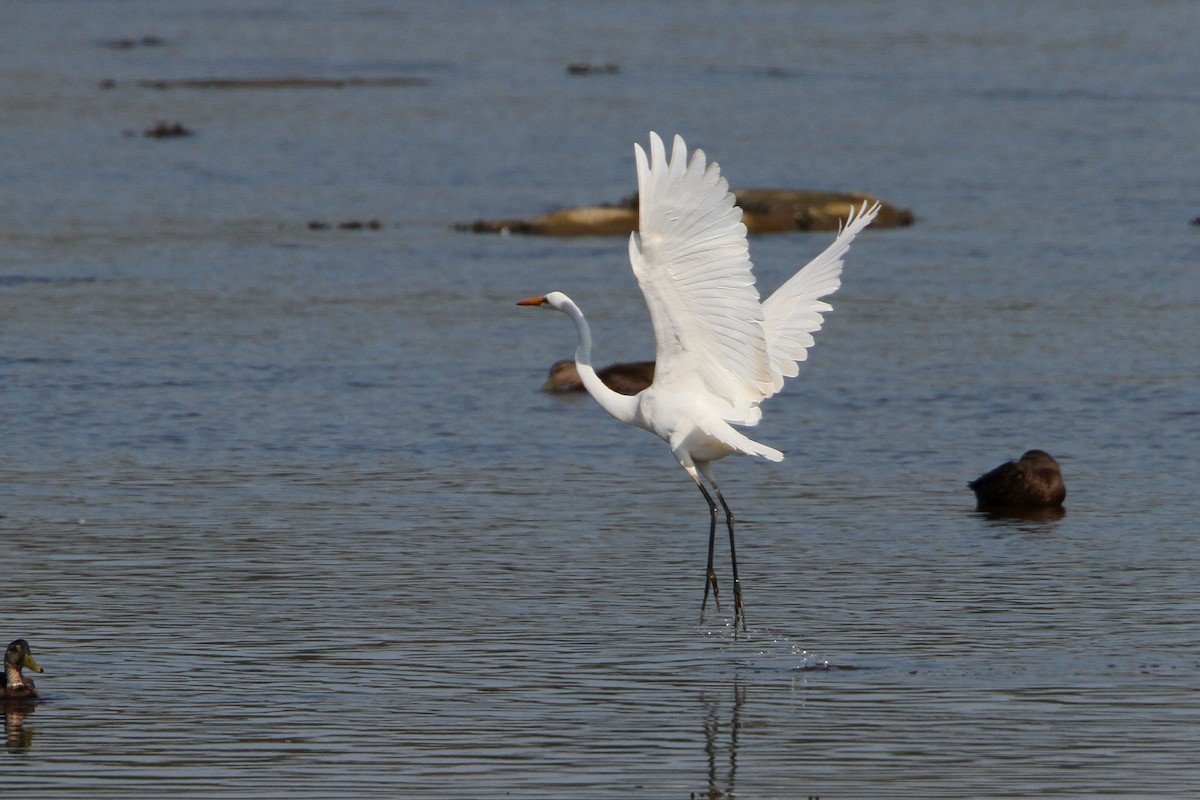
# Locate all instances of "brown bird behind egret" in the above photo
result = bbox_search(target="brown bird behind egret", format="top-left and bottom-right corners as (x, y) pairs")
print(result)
(544, 358), (656, 395)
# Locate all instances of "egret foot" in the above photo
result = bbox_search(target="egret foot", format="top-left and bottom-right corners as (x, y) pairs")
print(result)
(732, 584), (747, 632)
(700, 569), (721, 622)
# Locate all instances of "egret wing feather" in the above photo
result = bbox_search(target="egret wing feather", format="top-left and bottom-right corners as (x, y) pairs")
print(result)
(629, 133), (772, 418)
(759, 200), (880, 398)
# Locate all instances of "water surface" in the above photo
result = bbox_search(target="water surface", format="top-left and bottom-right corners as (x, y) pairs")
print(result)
(2, 1), (1198, 797)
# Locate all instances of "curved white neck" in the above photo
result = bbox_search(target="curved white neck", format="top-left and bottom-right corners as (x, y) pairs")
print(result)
(558, 297), (640, 425)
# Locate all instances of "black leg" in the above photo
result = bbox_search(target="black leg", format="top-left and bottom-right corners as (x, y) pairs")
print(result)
(713, 486), (747, 632)
(696, 482), (721, 620)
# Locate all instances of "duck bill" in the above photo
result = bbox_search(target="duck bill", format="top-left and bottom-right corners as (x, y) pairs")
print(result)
(516, 296), (547, 306)
(23, 653), (43, 673)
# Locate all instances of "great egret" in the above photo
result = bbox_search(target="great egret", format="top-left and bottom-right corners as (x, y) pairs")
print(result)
(969, 450), (1066, 511)
(544, 358), (655, 394)
(519, 133), (879, 630)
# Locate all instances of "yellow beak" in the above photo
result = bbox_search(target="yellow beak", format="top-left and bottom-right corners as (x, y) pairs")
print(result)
(23, 652), (43, 673)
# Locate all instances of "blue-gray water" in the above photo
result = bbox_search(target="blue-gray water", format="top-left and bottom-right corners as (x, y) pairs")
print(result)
(3, 1), (1198, 797)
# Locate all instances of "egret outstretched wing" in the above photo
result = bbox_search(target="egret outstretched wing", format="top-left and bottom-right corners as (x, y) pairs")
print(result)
(759, 200), (880, 398)
(628, 133), (772, 419)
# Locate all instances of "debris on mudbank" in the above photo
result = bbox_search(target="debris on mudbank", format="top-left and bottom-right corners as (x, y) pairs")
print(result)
(566, 62), (619, 75)
(143, 121), (193, 138)
(458, 189), (914, 236)
(99, 35), (167, 49)
(307, 220), (383, 231)
(101, 76), (429, 90)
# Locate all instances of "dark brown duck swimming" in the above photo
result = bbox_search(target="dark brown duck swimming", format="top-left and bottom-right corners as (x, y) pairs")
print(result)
(2, 640), (43, 699)
(543, 359), (655, 396)
(969, 450), (1066, 512)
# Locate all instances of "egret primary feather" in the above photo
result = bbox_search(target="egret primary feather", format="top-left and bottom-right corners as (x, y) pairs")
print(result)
(519, 133), (879, 630)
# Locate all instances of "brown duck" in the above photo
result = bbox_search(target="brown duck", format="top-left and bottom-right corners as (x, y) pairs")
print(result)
(543, 359), (655, 396)
(969, 450), (1066, 512)
(2, 640), (44, 699)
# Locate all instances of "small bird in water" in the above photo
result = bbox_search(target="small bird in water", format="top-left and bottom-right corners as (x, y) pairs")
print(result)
(2, 640), (44, 699)
(543, 359), (655, 395)
(969, 450), (1066, 512)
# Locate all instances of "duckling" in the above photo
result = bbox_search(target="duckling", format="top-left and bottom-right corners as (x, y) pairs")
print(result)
(969, 450), (1066, 512)
(2, 640), (43, 699)
(543, 359), (655, 396)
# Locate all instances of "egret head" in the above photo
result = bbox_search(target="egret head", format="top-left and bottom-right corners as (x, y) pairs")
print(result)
(517, 291), (570, 310)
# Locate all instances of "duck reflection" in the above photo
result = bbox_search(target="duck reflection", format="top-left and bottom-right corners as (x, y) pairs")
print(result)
(981, 505), (1066, 523)
(3, 700), (36, 753)
(694, 680), (746, 800)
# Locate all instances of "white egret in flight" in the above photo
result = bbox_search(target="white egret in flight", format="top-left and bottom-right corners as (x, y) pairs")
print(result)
(519, 133), (879, 630)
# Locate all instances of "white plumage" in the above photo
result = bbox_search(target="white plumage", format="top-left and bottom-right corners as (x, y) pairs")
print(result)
(520, 132), (879, 629)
